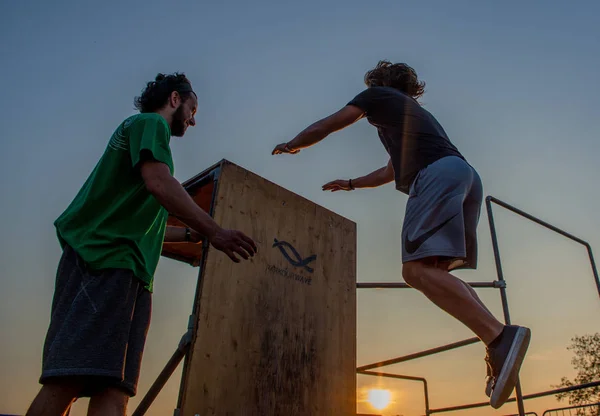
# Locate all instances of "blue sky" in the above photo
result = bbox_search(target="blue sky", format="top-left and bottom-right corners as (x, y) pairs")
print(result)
(1, 1), (599, 415)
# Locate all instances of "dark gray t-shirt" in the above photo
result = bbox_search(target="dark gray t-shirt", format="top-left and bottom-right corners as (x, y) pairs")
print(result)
(348, 86), (464, 194)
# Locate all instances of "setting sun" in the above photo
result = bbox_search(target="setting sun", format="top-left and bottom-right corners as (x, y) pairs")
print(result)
(368, 389), (392, 410)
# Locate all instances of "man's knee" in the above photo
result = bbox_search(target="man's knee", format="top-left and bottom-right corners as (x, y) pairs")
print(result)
(403, 257), (447, 289)
(89, 387), (129, 415)
(402, 260), (427, 289)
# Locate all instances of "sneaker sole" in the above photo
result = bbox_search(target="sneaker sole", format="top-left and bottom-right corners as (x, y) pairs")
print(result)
(490, 327), (531, 409)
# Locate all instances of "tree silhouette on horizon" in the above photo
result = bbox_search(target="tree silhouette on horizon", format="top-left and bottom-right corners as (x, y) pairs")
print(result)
(554, 333), (600, 416)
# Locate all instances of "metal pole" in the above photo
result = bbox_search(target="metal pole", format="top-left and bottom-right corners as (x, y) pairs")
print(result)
(487, 197), (587, 244)
(487, 196), (599, 299)
(428, 380), (600, 414)
(357, 370), (430, 416)
(423, 379), (430, 416)
(358, 370), (427, 382)
(357, 337), (480, 372)
(585, 243), (600, 298)
(485, 197), (512, 324)
(132, 332), (192, 416)
(542, 401), (600, 416)
(357, 281), (503, 289)
(486, 197), (526, 416)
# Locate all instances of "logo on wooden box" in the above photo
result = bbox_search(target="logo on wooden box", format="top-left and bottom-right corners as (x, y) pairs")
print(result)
(265, 238), (317, 285)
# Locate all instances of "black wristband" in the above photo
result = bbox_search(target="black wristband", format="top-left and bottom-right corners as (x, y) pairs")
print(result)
(348, 179), (354, 190)
(185, 228), (191, 242)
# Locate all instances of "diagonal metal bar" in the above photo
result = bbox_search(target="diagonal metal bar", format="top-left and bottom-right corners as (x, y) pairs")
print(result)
(487, 196), (586, 244)
(357, 370), (426, 382)
(429, 380), (600, 414)
(356, 337), (480, 372)
(487, 196), (600, 298)
(132, 330), (192, 416)
(357, 281), (503, 289)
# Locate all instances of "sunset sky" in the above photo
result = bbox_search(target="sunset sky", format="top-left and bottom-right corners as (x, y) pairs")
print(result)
(1, 1), (600, 415)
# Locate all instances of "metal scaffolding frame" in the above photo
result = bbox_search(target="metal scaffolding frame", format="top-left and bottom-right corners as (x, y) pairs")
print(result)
(542, 402), (600, 416)
(356, 195), (600, 416)
(130, 190), (599, 416)
(505, 413), (538, 416)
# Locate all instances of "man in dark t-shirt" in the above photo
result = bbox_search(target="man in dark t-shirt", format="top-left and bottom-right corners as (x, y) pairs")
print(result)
(272, 60), (530, 409)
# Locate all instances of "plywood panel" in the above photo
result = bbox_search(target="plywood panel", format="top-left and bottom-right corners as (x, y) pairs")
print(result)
(179, 161), (356, 416)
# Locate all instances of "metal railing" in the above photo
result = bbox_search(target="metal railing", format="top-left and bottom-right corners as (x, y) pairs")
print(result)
(131, 191), (599, 416)
(542, 402), (600, 416)
(356, 195), (600, 416)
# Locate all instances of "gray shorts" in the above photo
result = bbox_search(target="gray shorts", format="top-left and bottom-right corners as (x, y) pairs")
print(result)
(39, 245), (151, 397)
(402, 155), (483, 270)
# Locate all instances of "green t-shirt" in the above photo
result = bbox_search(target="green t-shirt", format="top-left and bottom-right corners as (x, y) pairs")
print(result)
(54, 113), (174, 292)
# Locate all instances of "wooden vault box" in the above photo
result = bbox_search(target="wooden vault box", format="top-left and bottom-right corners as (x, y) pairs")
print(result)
(161, 160), (357, 416)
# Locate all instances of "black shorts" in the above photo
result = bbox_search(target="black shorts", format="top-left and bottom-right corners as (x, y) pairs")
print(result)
(39, 245), (152, 397)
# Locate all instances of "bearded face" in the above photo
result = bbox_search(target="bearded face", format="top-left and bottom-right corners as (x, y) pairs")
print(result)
(171, 94), (197, 137)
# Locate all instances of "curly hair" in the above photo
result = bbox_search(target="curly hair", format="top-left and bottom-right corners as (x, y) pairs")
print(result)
(364, 60), (426, 100)
(134, 72), (195, 113)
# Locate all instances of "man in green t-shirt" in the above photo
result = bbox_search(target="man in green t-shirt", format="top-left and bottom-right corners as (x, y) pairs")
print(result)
(26, 73), (257, 416)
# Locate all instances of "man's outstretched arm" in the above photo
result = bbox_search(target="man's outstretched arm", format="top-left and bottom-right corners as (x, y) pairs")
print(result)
(272, 105), (365, 154)
(140, 159), (257, 262)
(322, 159), (394, 192)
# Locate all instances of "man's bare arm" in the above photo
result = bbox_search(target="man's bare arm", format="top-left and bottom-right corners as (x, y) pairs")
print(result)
(142, 160), (220, 238)
(322, 159), (394, 192)
(352, 158), (395, 188)
(272, 105), (365, 154)
(163, 225), (201, 243)
(141, 159), (257, 262)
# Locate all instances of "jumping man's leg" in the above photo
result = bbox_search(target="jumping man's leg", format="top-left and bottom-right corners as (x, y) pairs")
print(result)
(401, 156), (530, 409)
(459, 280), (497, 318)
(402, 258), (530, 407)
(402, 258), (503, 344)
